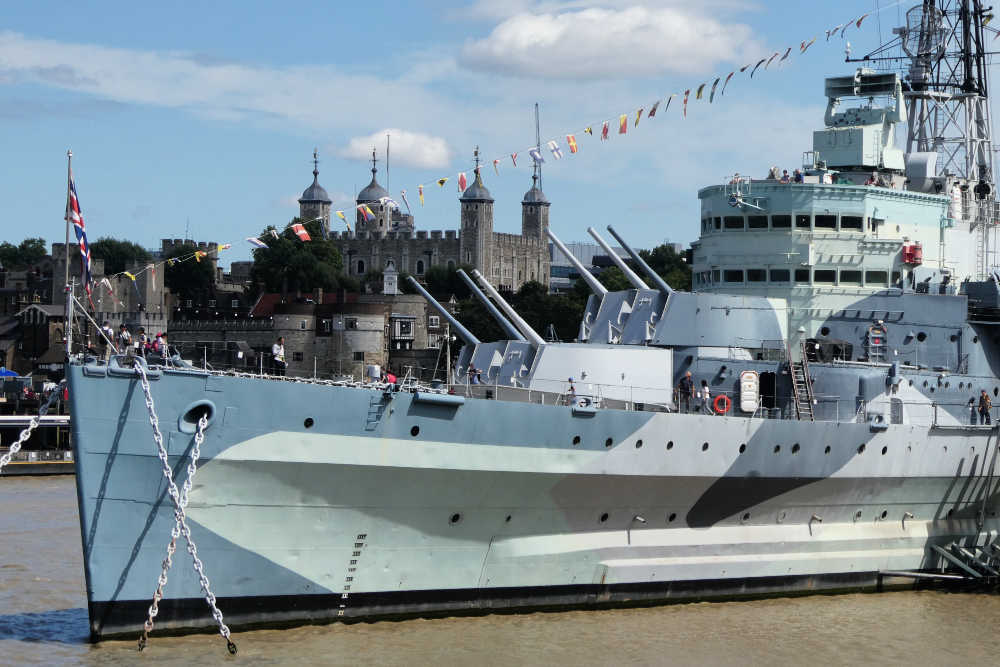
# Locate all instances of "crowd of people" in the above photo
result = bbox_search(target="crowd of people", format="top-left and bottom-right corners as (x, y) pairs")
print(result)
(88, 322), (171, 362)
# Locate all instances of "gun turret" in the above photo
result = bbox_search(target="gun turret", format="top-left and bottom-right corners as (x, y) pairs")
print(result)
(406, 276), (480, 346)
(457, 269), (525, 342)
(471, 270), (546, 347)
(606, 225), (673, 297)
(587, 227), (649, 290)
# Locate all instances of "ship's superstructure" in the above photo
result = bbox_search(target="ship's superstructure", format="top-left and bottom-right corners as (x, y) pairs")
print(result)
(63, 5), (1000, 643)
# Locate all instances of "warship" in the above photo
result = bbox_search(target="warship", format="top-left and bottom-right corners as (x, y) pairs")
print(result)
(65, 1), (1000, 642)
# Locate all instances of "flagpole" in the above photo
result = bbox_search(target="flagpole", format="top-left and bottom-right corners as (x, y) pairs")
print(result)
(64, 149), (73, 358)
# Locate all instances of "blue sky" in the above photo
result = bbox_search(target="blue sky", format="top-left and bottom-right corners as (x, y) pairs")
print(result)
(1, 1), (915, 266)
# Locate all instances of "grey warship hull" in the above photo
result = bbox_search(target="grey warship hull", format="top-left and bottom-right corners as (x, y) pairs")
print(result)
(68, 363), (998, 639)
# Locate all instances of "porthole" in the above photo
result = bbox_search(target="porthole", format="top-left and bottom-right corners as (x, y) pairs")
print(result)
(908, 380), (914, 386)
(995, 387), (999, 397)
(572, 435), (581, 446)
(739, 443), (746, 454)
(668, 512), (677, 523)
(777, 511), (786, 523)
(881, 446), (888, 455)
(916, 332), (927, 342)
(666, 441), (674, 450)
(950, 334), (958, 342)
(820, 326), (831, 336)
(792, 443), (800, 454)
(858, 443), (866, 454)
(599, 512), (609, 523)
(774, 445), (781, 454)
(410, 425), (420, 437)
(605, 438), (613, 448)
(505, 515), (512, 522)
(702, 442), (709, 451)
(449, 513), (462, 524)
(880, 510), (888, 520)
(973, 335), (979, 343)
(635, 439), (643, 449)
(741, 512), (751, 523)
(304, 417), (314, 428)
(824, 445), (831, 454)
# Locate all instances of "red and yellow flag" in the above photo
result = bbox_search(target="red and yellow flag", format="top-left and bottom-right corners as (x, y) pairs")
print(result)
(566, 134), (578, 154)
(618, 114), (628, 134)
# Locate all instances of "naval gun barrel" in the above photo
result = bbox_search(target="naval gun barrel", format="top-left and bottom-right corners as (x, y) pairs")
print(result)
(587, 227), (650, 290)
(606, 225), (674, 296)
(405, 276), (480, 346)
(470, 270), (546, 347)
(547, 229), (608, 297)
(456, 269), (526, 342)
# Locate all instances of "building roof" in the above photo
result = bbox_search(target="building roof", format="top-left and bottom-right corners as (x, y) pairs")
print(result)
(460, 170), (493, 202)
(14, 303), (64, 319)
(251, 291), (358, 317)
(357, 167), (390, 203)
(299, 171), (332, 204)
(522, 174), (549, 204)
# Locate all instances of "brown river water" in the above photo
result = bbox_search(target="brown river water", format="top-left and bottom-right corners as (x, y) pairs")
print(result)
(2, 475), (999, 666)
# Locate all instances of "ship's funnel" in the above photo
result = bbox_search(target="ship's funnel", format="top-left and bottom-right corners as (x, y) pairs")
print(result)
(406, 276), (480, 346)
(457, 269), (526, 342)
(470, 270), (546, 347)
(587, 227), (649, 290)
(547, 229), (607, 297)
(606, 225), (674, 296)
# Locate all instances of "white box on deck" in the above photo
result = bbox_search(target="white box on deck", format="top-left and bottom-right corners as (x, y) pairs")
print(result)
(527, 344), (672, 405)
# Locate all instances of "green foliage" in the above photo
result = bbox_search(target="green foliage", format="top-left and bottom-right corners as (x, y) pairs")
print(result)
(163, 243), (215, 298)
(90, 237), (151, 275)
(249, 218), (344, 294)
(423, 264), (474, 299)
(640, 244), (692, 291)
(0, 238), (47, 269)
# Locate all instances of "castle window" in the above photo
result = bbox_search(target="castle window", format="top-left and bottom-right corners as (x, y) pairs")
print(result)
(231, 299), (240, 308)
(416, 260), (425, 275)
(429, 315), (440, 328)
(447, 260), (456, 270)
(356, 260), (365, 274)
(208, 299), (216, 307)
(292, 352), (303, 362)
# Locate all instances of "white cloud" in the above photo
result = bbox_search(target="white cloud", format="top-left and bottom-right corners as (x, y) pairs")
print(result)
(461, 6), (764, 79)
(337, 129), (453, 169)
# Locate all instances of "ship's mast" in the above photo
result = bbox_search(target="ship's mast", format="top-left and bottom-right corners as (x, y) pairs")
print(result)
(852, 1), (998, 276)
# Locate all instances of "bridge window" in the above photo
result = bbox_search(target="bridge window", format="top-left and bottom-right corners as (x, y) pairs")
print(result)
(815, 215), (837, 229)
(769, 269), (790, 282)
(814, 269), (836, 284)
(771, 215), (791, 228)
(794, 269), (811, 283)
(841, 216), (863, 230)
(714, 217), (721, 230)
(712, 269), (721, 282)
(723, 270), (744, 283)
(840, 270), (862, 285)
(747, 216), (768, 229)
(724, 216), (745, 230)
(746, 269), (766, 282)
(795, 214), (812, 229)
(865, 270), (888, 285)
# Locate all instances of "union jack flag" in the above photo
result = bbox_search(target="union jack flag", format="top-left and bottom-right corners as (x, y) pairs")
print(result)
(67, 170), (93, 295)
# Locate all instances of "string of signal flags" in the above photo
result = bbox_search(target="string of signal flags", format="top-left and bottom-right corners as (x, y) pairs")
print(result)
(82, 2), (917, 303)
(279, 5), (910, 237)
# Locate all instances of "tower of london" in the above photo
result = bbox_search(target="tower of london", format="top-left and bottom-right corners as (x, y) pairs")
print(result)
(299, 151), (551, 292)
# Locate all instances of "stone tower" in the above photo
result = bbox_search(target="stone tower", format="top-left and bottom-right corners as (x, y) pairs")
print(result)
(521, 173), (550, 239)
(298, 149), (332, 237)
(356, 149), (392, 234)
(459, 151), (494, 278)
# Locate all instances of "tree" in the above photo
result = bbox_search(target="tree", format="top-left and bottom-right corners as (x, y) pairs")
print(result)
(0, 237), (48, 269)
(249, 218), (344, 296)
(164, 243), (215, 300)
(640, 244), (692, 291)
(90, 237), (151, 275)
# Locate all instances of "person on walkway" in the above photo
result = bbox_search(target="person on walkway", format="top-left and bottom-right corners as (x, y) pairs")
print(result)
(117, 324), (132, 351)
(677, 371), (694, 413)
(272, 336), (286, 376)
(699, 380), (712, 414)
(979, 390), (992, 425)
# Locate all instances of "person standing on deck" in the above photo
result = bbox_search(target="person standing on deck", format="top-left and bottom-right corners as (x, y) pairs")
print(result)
(979, 390), (992, 425)
(677, 371), (694, 413)
(699, 380), (712, 414)
(272, 336), (287, 376)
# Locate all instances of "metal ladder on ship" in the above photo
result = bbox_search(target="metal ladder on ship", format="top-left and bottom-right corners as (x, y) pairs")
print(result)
(365, 392), (391, 431)
(789, 341), (815, 421)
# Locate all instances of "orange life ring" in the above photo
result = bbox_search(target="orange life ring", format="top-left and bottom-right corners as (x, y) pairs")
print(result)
(713, 394), (731, 414)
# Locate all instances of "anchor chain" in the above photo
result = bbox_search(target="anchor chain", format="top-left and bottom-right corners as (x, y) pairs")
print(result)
(133, 360), (237, 654)
(0, 381), (65, 475)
